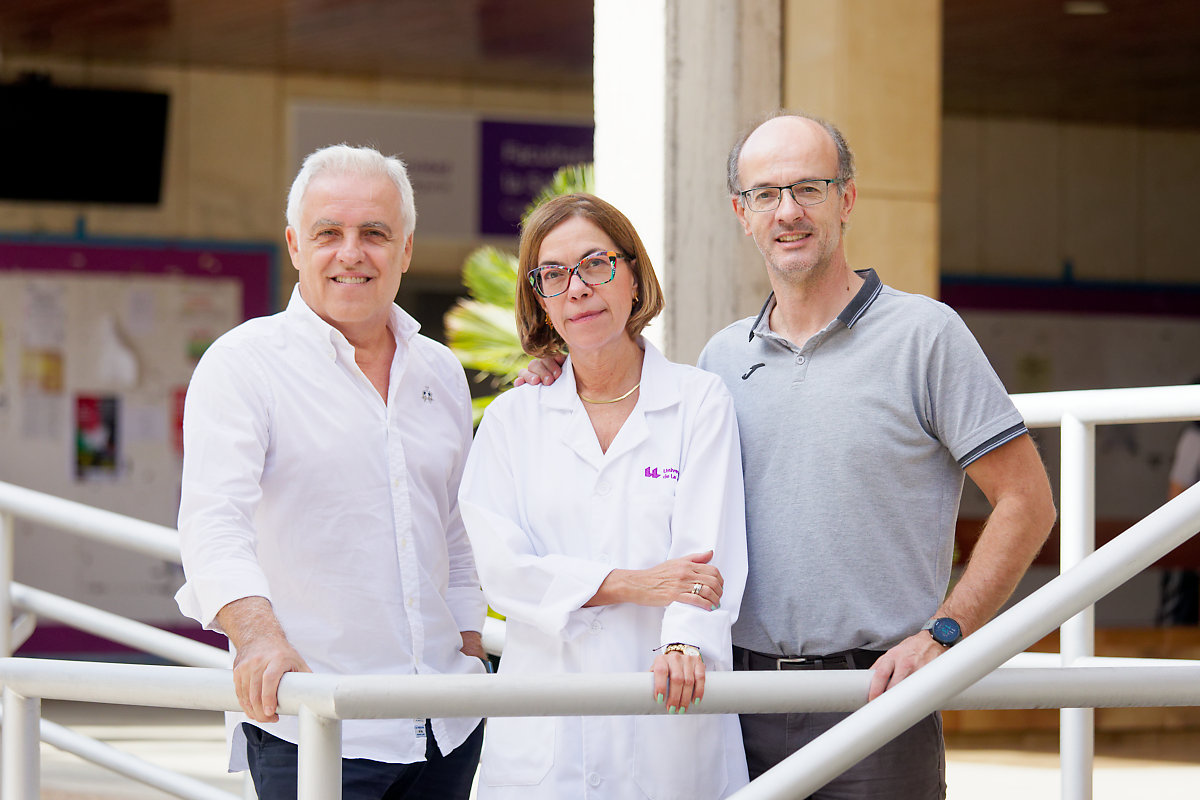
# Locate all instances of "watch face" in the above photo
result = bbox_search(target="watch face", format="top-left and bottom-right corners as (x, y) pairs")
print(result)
(931, 617), (962, 645)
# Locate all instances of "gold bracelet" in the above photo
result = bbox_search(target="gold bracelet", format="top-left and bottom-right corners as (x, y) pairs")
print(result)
(663, 642), (702, 660)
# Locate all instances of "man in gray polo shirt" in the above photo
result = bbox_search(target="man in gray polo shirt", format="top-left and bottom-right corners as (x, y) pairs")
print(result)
(695, 112), (1057, 797)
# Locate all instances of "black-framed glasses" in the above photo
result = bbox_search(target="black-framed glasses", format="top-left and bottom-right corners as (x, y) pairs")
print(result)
(739, 179), (844, 212)
(528, 250), (632, 298)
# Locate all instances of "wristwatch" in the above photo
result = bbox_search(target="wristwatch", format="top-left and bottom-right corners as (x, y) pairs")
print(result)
(664, 642), (702, 659)
(921, 617), (962, 647)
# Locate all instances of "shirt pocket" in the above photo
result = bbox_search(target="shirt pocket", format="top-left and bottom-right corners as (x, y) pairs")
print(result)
(632, 713), (729, 799)
(480, 716), (557, 787)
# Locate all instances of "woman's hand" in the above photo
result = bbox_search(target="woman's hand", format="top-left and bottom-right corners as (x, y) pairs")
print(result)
(652, 648), (706, 713)
(586, 551), (724, 610)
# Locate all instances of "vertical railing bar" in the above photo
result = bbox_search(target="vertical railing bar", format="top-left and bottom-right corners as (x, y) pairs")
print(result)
(1, 687), (41, 800)
(0, 511), (14, 658)
(1059, 414), (1095, 800)
(298, 705), (342, 800)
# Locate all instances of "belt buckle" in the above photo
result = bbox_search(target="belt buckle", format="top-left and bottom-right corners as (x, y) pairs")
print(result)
(776, 656), (815, 670)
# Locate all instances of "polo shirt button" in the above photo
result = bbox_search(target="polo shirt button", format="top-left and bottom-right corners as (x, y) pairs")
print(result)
(796, 354), (806, 365)
(588, 773), (602, 787)
(591, 620), (603, 633)
(596, 482), (611, 496)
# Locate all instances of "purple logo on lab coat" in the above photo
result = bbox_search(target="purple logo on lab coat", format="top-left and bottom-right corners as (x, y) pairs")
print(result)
(643, 466), (679, 480)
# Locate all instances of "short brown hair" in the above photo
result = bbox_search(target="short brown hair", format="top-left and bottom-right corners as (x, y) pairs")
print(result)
(516, 193), (664, 358)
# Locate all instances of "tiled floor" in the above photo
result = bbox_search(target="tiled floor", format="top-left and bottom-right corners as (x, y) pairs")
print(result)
(34, 702), (1200, 799)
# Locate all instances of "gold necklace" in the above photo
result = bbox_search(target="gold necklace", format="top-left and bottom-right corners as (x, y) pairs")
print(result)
(578, 382), (641, 404)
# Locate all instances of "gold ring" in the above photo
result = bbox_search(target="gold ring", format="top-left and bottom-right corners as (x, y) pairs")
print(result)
(691, 583), (703, 595)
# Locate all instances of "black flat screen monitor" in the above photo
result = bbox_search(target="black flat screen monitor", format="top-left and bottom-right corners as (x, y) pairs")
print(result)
(0, 83), (170, 205)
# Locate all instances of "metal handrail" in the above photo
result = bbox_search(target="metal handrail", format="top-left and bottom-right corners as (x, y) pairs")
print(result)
(3, 659), (1200, 723)
(732, 481), (1200, 799)
(0, 383), (1198, 799)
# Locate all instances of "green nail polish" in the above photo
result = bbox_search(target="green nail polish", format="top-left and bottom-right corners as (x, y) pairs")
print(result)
(680, 705), (688, 714)
(694, 697), (701, 706)
(657, 693), (664, 704)
(711, 604), (717, 611)
(668, 706), (677, 714)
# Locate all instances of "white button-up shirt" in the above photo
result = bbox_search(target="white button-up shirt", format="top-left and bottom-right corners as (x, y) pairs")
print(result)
(175, 286), (485, 768)
(459, 341), (749, 799)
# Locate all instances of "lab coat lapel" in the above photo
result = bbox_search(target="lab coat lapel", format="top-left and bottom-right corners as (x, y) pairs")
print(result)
(542, 359), (606, 469)
(598, 340), (678, 462)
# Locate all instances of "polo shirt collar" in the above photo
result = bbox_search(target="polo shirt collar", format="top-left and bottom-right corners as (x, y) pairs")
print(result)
(748, 268), (882, 342)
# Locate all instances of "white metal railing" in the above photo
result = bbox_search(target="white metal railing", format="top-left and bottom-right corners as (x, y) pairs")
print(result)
(1018, 383), (1200, 800)
(0, 481), (235, 799)
(0, 383), (1198, 799)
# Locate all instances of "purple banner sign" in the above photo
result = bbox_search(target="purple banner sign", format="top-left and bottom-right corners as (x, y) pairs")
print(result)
(479, 120), (593, 237)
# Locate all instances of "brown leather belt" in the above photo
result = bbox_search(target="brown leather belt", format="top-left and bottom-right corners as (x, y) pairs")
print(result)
(734, 645), (885, 671)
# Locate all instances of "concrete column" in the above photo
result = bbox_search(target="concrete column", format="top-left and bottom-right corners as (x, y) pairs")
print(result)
(783, 0), (943, 298)
(595, 0), (782, 365)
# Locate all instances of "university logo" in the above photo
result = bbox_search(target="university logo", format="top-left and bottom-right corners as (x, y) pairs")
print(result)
(643, 466), (680, 481)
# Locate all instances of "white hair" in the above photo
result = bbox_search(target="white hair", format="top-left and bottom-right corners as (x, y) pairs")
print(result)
(285, 144), (416, 237)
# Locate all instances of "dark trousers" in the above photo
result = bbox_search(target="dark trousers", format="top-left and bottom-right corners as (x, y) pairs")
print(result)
(243, 721), (483, 800)
(734, 646), (946, 800)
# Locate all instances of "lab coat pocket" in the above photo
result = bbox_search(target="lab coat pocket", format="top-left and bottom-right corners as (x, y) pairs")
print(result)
(480, 716), (557, 787)
(632, 713), (728, 799)
(627, 491), (676, 568)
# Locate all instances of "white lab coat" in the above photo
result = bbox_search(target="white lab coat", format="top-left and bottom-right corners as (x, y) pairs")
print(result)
(459, 341), (749, 800)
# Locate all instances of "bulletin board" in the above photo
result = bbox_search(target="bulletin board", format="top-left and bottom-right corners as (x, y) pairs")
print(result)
(0, 239), (273, 646)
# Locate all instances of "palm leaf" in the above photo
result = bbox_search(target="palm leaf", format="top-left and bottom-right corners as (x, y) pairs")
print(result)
(523, 163), (595, 221)
(461, 246), (519, 308)
(445, 300), (525, 382)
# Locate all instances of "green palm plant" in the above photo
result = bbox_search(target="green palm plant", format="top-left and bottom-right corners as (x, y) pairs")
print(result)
(445, 163), (594, 423)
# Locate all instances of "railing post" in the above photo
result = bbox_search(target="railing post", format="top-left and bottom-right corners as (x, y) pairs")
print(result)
(1059, 414), (1095, 800)
(298, 705), (342, 800)
(0, 511), (14, 657)
(2, 686), (41, 800)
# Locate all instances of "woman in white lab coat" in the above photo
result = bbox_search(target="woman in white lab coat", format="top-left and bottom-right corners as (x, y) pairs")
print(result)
(459, 193), (749, 799)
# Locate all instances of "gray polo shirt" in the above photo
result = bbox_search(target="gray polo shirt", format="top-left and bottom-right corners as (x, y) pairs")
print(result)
(698, 269), (1026, 656)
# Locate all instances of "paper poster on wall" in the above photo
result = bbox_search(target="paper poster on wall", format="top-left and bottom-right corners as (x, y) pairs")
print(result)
(75, 394), (120, 481)
(20, 282), (67, 439)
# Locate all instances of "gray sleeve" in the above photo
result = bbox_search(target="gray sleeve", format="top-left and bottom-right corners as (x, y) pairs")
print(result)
(926, 312), (1028, 469)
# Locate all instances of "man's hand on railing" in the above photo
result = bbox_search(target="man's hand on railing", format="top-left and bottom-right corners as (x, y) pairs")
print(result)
(866, 632), (945, 702)
(459, 630), (487, 662)
(217, 596), (313, 723)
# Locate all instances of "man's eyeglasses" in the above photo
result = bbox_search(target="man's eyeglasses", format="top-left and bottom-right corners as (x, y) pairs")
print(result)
(528, 251), (633, 298)
(739, 179), (844, 213)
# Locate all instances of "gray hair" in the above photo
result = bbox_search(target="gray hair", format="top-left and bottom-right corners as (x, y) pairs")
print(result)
(285, 144), (416, 238)
(726, 110), (856, 198)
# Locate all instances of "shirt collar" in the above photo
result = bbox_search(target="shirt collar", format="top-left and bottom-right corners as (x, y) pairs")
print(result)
(541, 337), (678, 412)
(284, 284), (421, 355)
(749, 268), (882, 342)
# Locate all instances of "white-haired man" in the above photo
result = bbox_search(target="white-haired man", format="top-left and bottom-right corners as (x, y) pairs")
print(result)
(176, 144), (486, 800)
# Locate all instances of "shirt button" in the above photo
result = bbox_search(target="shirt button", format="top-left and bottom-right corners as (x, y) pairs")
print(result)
(591, 620), (603, 633)
(595, 482), (611, 496)
(588, 773), (602, 787)
(796, 354), (806, 365)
